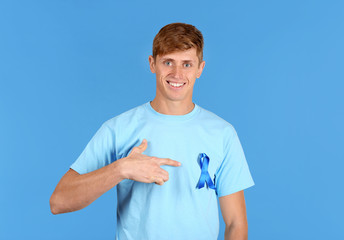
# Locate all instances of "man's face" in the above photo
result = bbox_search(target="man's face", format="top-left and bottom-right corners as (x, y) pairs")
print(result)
(148, 48), (205, 103)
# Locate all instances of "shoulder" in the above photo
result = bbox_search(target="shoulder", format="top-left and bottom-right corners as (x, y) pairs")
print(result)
(102, 102), (147, 129)
(197, 104), (236, 135)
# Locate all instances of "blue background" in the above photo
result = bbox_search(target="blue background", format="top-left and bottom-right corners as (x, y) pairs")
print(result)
(1, 0), (343, 239)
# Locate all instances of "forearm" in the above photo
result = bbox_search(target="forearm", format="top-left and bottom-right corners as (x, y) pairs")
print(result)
(224, 224), (248, 240)
(50, 159), (125, 214)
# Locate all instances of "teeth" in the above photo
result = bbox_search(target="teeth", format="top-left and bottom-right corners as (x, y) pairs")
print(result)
(168, 82), (184, 87)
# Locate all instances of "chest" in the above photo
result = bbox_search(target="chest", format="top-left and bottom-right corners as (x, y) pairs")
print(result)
(116, 122), (224, 191)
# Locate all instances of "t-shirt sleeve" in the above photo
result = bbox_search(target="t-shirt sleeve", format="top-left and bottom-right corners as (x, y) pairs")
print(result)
(70, 122), (117, 174)
(214, 126), (255, 198)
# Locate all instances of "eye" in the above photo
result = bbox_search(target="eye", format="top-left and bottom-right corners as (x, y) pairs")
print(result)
(164, 61), (172, 66)
(184, 63), (192, 68)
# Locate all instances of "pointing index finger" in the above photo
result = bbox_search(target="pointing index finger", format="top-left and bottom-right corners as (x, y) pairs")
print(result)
(159, 158), (181, 167)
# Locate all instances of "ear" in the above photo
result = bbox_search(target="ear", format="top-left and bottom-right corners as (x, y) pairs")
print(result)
(196, 60), (206, 78)
(148, 55), (156, 73)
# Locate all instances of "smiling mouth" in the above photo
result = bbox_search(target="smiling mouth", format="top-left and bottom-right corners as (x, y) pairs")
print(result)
(167, 81), (186, 88)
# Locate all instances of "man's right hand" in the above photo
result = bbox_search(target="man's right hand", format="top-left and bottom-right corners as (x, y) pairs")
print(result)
(118, 139), (181, 186)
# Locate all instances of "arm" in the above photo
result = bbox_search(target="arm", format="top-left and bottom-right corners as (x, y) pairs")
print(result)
(49, 139), (180, 215)
(219, 190), (248, 240)
(49, 160), (124, 215)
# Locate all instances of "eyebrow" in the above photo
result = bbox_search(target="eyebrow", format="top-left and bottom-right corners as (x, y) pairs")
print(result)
(160, 57), (195, 63)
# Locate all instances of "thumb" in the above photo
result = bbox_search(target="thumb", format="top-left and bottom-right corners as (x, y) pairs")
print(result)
(137, 139), (148, 153)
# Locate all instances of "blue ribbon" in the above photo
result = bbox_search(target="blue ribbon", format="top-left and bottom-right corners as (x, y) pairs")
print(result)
(196, 153), (216, 190)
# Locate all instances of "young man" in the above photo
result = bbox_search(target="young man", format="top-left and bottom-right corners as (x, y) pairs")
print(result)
(50, 23), (255, 240)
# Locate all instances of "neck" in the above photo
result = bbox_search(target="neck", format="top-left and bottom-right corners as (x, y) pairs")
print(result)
(150, 98), (195, 115)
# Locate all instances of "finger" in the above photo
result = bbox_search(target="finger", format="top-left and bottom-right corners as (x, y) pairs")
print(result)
(151, 175), (164, 185)
(156, 168), (169, 182)
(158, 169), (169, 182)
(155, 177), (165, 186)
(158, 158), (181, 167)
(136, 139), (148, 153)
(131, 139), (147, 154)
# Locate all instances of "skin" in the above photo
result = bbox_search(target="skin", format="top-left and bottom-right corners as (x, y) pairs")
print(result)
(148, 48), (205, 115)
(50, 46), (249, 240)
(220, 191), (249, 240)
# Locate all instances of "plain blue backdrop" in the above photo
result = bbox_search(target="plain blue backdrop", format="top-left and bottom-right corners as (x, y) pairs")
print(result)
(1, 0), (343, 239)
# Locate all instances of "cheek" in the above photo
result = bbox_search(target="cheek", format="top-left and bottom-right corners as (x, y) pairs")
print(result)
(157, 73), (168, 83)
(188, 72), (199, 80)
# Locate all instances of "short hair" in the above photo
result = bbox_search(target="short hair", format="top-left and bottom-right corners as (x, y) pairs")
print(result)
(152, 22), (204, 65)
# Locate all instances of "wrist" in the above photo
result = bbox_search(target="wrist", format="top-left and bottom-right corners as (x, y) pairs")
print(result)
(116, 157), (129, 181)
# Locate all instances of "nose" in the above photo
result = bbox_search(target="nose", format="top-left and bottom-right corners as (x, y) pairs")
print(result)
(170, 65), (183, 79)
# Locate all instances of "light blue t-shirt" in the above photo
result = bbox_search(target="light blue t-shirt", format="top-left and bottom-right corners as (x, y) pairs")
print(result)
(70, 101), (255, 240)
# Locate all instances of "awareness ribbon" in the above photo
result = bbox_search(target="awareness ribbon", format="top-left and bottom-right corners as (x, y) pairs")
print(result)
(196, 153), (216, 190)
